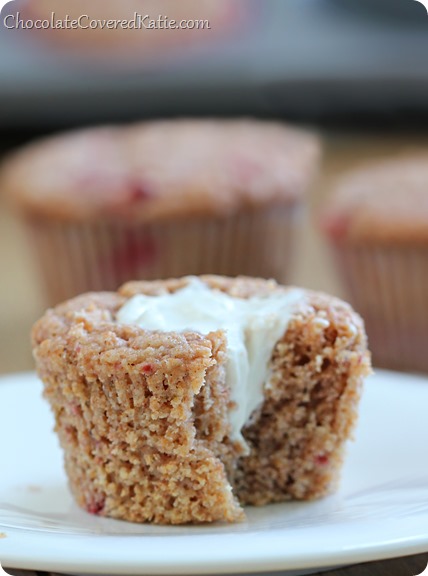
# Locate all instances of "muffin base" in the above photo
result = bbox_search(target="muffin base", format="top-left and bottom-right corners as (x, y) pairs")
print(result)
(332, 243), (428, 372)
(26, 206), (297, 306)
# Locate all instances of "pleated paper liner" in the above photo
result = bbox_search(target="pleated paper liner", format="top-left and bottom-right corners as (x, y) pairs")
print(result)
(332, 243), (428, 373)
(26, 204), (298, 306)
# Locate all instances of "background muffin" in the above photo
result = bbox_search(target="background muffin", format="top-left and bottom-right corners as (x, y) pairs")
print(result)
(19, 0), (243, 63)
(1, 119), (320, 305)
(321, 153), (428, 372)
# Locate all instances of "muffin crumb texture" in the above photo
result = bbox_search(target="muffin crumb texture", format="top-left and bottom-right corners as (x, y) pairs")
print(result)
(32, 276), (370, 524)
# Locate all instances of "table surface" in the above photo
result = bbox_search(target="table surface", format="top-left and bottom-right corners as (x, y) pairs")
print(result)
(4, 553), (428, 576)
(1, 129), (428, 575)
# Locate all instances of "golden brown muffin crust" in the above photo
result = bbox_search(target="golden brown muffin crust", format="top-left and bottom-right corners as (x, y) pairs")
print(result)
(322, 153), (428, 244)
(3, 119), (320, 222)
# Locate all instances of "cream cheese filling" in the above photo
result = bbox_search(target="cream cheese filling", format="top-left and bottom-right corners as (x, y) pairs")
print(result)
(117, 278), (303, 449)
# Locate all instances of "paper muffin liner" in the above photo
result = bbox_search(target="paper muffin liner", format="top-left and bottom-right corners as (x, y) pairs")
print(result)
(25, 204), (298, 305)
(331, 243), (428, 372)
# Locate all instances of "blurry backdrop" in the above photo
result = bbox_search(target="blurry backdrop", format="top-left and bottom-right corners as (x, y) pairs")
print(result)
(1, 0), (428, 373)
(0, 0), (428, 127)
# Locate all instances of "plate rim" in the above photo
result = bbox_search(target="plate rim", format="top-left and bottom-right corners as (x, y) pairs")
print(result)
(1, 370), (428, 575)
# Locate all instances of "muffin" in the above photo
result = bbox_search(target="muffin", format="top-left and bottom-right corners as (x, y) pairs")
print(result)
(32, 275), (370, 525)
(18, 0), (243, 63)
(2, 119), (320, 305)
(322, 153), (428, 372)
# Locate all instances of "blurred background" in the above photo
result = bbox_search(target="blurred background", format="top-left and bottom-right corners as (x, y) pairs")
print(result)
(1, 0), (428, 374)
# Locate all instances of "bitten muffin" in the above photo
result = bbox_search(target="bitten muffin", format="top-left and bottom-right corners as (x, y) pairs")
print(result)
(321, 153), (428, 372)
(32, 275), (370, 525)
(2, 119), (320, 305)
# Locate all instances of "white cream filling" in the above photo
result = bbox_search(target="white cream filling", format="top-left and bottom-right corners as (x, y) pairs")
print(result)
(117, 278), (303, 450)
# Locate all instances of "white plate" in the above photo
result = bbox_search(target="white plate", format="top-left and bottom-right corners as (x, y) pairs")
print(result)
(0, 370), (428, 575)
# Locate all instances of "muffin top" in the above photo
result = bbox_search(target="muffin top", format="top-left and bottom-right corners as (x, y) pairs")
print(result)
(322, 153), (428, 244)
(1, 119), (319, 222)
(22, 0), (238, 57)
(32, 274), (367, 446)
